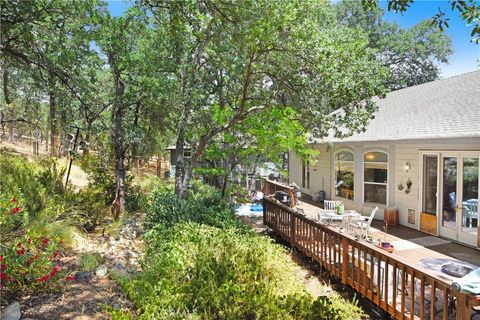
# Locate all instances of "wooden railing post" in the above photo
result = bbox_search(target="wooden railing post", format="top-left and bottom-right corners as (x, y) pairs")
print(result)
(341, 237), (349, 285)
(291, 214), (296, 246)
(263, 200), (267, 225)
(456, 293), (466, 320)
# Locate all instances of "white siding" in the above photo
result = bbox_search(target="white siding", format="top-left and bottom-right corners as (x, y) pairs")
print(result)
(310, 145), (331, 198)
(288, 145), (331, 197)
(394, 139), (480, 229)
(288, 153), (302, 188)
(394, 145), (421, 227)
(288, 138), (480, 233)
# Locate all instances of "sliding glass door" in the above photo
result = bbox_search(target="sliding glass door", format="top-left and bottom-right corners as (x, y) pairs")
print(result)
(459, 156), (478, 245)
(439, 152), (479, 246)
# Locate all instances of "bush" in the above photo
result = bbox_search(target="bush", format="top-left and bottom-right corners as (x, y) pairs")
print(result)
(145, 182), (248, 231)
(0, 153), (88, 239)
(80, 253), (102, 272)
(226, 183), (251, 204)
(78, 154), (146, 213)
(0, 152), (107, 231)
(116, 223), (365, 320)
(0, 153), (97, 295)
(0, 196), (66, 294)
(117, 182), (365, 319)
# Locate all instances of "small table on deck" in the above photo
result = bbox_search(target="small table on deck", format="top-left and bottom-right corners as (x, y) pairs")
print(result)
(318, 210), (362, 235)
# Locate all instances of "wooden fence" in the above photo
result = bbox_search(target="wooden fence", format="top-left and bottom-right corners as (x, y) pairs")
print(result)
(263, 197), (480, 320)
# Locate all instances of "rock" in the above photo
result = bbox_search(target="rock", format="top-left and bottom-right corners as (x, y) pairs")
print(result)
(112, 303), (121, 310)
(75, 271), (93, 282)
(110, 267), (131, 279)
(103, 254), (115, 260)
(1, 301), (21, 320)
(126, 251), (138, 259)
(95, 265), (108, 277)
(113, 260), (126, 270)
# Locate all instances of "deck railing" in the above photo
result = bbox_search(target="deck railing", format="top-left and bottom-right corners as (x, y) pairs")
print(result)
(263, 197), (480, 320)
(262, 179), (296, 208)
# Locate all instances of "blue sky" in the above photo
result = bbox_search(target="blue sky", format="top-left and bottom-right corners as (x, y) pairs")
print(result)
(106, 0), (479, 78)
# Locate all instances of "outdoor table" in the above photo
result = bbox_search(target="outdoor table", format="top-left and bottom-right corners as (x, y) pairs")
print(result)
(417, 258), (477, 284)
(318, 210), (361, 235)
(318, 210), (360, 221)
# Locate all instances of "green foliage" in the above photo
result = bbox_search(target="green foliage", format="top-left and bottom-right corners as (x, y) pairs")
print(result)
(0, 154), (77, 234)
(80, 253), (102, 272)
(0, 196), (66, 294)
(78, 155), (146, 213)
(226, 184), (251, 204)
(337, 0), (453, 90)
(0, 152), (106, 232)
(137, 176), (164, 195)
(117, 222), (365, 319)
(116, 181), (365, 319)
(145, 182), (247, 231)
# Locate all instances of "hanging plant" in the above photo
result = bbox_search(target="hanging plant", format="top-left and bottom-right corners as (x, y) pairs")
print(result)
(397, 183), (404, 191)
(405, 178), (413, 194)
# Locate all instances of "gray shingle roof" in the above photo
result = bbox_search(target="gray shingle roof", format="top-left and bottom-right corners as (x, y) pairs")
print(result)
(324, 70), (480, 143)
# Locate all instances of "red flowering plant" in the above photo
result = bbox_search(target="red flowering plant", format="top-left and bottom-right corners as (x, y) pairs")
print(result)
(0, 195), (25, 235)
(0, 195), (66, 293)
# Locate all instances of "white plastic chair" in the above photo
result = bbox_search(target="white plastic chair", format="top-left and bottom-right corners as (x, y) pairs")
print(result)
(324, 200), (343, 211)
(359, 206), (378, 238)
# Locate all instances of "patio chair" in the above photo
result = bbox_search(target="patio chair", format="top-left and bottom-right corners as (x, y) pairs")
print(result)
(358, 207), (378, 238)
(324, 200), (342, 211)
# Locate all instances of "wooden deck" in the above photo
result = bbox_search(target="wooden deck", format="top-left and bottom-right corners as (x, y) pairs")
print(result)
(264, 197), (480, 320)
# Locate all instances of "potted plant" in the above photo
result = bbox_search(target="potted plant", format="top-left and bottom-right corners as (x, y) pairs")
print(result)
(405, 178), (412, 194)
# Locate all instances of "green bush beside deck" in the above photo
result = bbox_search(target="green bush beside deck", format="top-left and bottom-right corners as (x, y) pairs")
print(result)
(114, 183), (365, 319)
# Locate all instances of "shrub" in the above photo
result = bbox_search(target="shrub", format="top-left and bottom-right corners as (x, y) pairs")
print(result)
(145, 182), (248, 231)
(0, 196), (66, 294)
(118, 181), (365, 319)
(226, 183), (251, 204)
(0, 153), (86, 243)
(116, 223), (365, 320)
(78, 154), (146, 213)
(80, 253), (102, 272)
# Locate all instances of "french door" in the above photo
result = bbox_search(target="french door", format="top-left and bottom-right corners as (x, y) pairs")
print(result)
(439, 152), (479, 246)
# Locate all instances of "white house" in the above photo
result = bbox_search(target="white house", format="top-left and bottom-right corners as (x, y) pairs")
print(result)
(288, 71), (480, 249)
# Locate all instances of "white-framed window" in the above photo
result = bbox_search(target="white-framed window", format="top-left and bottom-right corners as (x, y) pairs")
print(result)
(363, 151), (388, 205)
(334, 150), (354, 200)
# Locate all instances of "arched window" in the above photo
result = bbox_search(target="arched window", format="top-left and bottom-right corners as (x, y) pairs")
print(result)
(334, 150), (354, 200)
(364, 151), (388, 205)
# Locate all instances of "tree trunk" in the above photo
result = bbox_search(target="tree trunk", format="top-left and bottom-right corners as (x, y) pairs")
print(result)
(108, 52), (126, 220)
(2, 67), (11, 137)
(49, 92), (56, 157)
(83, 120), (92, 155)
(48, 74), (57, 157)
(174, 111), (188, 198)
